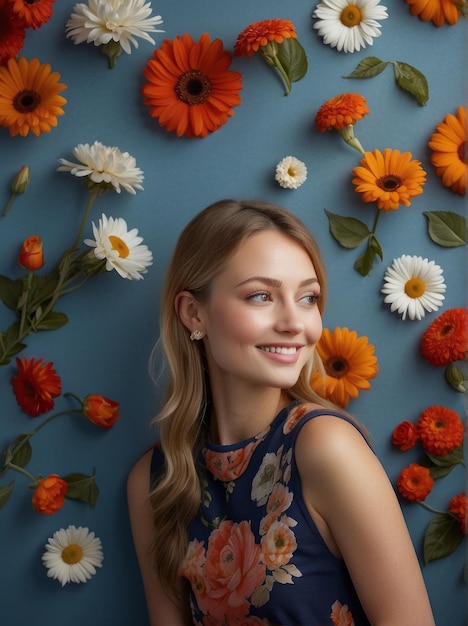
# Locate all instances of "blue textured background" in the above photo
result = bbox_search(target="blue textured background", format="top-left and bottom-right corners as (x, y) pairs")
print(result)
(0, 2), (466, 625)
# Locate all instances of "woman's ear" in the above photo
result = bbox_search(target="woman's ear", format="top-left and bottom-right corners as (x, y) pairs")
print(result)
(175, 291), (204, 333)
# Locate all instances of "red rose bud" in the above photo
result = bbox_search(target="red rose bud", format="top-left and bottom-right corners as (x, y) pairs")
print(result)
(32, 474), (68, 515)
(19, 235), (44, 270)
(83, 394), (120, 429)
(391, 420), (418, 451)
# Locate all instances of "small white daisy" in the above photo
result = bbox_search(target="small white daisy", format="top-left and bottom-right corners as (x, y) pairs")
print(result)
(312, 0), (388, 54)
(85, 213), (153, 280)
(58, 141), (144, 195)
(65, 0), (164, 55)
(381, 255), (446, 321)
(42, 525), (103, 587)
(275, 156), (308, 189)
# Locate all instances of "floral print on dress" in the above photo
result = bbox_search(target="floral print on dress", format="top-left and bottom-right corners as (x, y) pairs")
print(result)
(331, 600), (355, 626)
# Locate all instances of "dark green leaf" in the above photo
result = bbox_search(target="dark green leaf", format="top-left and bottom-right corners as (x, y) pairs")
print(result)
(0, 275), (24, 311)
(369, 235), (383, 261)
(354, 247), (377, 276)
(64, 471), (99, 507)
(0, 322), (27, 365)
(426, 446), (464, 468)
(392, 61), (429, 106)
(277, 38), (308, 83)
(343, 56), (389, 79)
(34, 311), (69, 331)
(424, 513), (464, 564)
(0, 482), (14, 508)
(423, 211), (466, 247)
(325, 210), (371, 249)
(4, 434), (32, 469)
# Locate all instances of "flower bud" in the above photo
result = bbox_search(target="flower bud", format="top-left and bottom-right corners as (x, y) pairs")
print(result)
(19, 235), (44, 271)
(392, 420), (418, 451)
(11, 165), (30, 194)
(83, 394), (120, 429)
(32, 474), (68, 515)
(445, 362), (466, 393)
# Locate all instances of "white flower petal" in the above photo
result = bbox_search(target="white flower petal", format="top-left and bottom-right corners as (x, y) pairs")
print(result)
(275, 156), (307, 189)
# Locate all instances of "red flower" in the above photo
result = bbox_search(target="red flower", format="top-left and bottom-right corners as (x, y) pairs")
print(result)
(315, 93), (370, 132)
(18, 235), (44, 270)
(11, 356), (62, 416)
(9, 0), (55, 29)
(234, 18), (297, 58)
(397, 463), (434, 502)
(392, 421), (419, 451)
(83, 394), (119, 429)
(421, 308), (467, 367)
(0, 0), (26, 65)
(32, 474), (67, 514)
(416, 405), (464, 456)
(448, 493), (467, 534)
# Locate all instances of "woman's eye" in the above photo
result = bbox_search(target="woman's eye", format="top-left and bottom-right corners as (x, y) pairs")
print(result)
(247, 292), (270, 302)
(300, 293), (321, 305)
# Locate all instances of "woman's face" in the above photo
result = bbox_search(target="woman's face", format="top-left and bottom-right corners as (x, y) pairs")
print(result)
(197, 230), (323, 395)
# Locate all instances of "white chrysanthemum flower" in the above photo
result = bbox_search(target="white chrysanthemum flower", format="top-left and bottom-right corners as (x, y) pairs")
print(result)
(42, 525), (103, 587)
(381, 255), (446, 321)
(85, 213), (153, 280)
(65, 0), (164, 54)
(275, 156), (308, 189)
(312, 0), (388, 53)
(57, 141), (144, 194)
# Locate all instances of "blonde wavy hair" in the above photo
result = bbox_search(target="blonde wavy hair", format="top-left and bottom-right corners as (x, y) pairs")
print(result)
(149, 199), (336, 608)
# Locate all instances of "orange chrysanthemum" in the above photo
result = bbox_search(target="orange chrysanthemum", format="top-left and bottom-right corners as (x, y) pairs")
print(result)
(310, 327), (379, 408)
(405, 0), (464, 27)
(11, 356), (62, 417)
(0, 0), (26, 65)
(416, 405), (465, 456)
(315, 93), (370, 132)
(397, 463), (434, 502)
(352, 148), (427, 212)
(10, 0), (55, 29)
(142, 33), (242, 139)
(448, 493), (467, 534)
(234, 18), (297, 58)
(421, 308), (467, 366)
(0, 56), (67, 137)
(428, 106), (466, 195)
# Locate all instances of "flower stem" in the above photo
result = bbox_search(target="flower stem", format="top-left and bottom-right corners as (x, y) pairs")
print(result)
(418, 501), (445, 515)
(272, 56), (291, 95)
(71, 190), (98, 250)
(6, 462), (36, 483)
(2, 193), (17, 217)
(371, 208), (382, 236)
(18, 271), (33, 339)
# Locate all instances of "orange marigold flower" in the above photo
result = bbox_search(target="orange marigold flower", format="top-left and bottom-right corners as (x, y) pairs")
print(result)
(405, 0), (464, 26)
(392, 421), (419, 451)
(11, 356), (62, 416)
(416, 405), (464, 455)
(421, 307), (467, 366)
(0, 1), (26, 65)
(234, 18), (297, 58)
(310, 327), (379, 408)
(0, 56), (67, 137)
(397, 463), (434, 502)
(142, 33), (242, 139)
(18, 235), (44, 270)
(428, 106), (466, 195)
(83, 394), (120, 429)
(448, 493), (467, 534)
(32, 474), (68, 515)
(352, 148), (427, 212)
(10, 0), (55, 29)
(315, 93), (370, 132)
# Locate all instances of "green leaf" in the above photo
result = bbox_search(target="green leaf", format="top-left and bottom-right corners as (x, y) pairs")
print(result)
(0, 482), (14, 508)
(64, 471), (99, 507)
(34, 311), (69, 331)
(426, 445), (464, 468)
(4, 434), (32, 469)
(354, 246), (377, 276)
(277, 38), (308, 83)
(392, 61), (429, 106)
(0, 322), (27, 365)
(325, 210), (371, 249)
(0, 275), (24, 311)
(423, 211), (466, 247)
(369, 234), (383, 261)
(424, 513), (464, 564)
(343, 56), (389, 79)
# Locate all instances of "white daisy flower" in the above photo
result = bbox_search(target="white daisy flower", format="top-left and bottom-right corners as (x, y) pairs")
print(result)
(312, 0), (388, 54)
(42, 525), (103, 587)
(85, 213), (153, 280)
(58, 141), (144, 195)
(275, 156), (308, 189)
(381, 255), (446, 321)
(65, 0), (164, 55)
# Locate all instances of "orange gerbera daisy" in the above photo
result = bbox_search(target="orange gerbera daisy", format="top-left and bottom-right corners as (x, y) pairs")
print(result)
(142, 33), (242, 139)
(234, 18), (297, 58)
(397, 463), (434, 502)
(448, 493), (467, 534)
(405, 0), (464, 26)
(310, 327), (379, 408)
(10, 0), (55, 29)
(416, 405), (464, 456)
(420, 307), (467, 366)
(0, 57), (67, 137)
(315, 93), (370, 132)
(352, 148), (427, 211)
(11, 356), (62, 417)
(0, 0), (26, 65)
(428, 106), (466, 195)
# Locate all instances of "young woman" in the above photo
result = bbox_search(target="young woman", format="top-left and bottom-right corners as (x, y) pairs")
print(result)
(127, 199), (435, 626)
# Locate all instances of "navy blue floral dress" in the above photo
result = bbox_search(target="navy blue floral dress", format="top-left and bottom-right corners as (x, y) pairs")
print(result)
(151, 403), (372, 626)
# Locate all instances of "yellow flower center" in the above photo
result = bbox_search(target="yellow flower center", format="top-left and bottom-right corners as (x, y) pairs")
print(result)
(62, 544), (83, 565)
(109, 235), (130, 258)
(340, 5), (362, 27)
(404, 277), (426, 298)
(176, 70), (212, 105)
(287, 166), (297, 177)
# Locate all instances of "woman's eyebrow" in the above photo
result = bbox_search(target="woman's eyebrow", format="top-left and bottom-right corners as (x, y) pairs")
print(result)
(235, 276), (319, 288)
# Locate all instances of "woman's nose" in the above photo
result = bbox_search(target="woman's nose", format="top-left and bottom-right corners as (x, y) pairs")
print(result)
(274, 302), (305, 334)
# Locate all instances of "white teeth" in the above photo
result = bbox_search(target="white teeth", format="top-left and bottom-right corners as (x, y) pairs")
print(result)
(260, 346), (297, 354)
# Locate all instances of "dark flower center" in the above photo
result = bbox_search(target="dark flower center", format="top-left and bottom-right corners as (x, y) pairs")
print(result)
(324, 356), (349, 379)
(14, 89), (41, 113)
(439, 323), (455, 338)
(458, 141), (466, 164)
(377, 174), (402, 191)
(176, 70), (212, 105)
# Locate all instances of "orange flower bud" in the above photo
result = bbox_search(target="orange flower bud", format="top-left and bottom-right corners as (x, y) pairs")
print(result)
(392, 421), (418, 451)
(32, 474), (68, 515)
(19, 235), (44, 271)
(83, 394), (119, 429)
